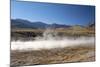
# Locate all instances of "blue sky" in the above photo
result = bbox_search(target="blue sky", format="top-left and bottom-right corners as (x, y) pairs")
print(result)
(11, 0), (95, 25)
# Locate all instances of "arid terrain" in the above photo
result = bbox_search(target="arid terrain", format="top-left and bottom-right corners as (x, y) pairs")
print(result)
(11, 27), (95, 67)
(11, 44), (95, 67)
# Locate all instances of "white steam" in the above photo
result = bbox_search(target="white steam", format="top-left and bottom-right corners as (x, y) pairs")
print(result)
(11, 29), (95, 51)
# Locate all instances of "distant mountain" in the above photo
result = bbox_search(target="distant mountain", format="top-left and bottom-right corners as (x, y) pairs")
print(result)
(11, 19), (71, 29)
(88, 23), (95, 28)
(11, 19), (37, 29)
(31, 22), (49, 29)
(49, 23), (71, 29)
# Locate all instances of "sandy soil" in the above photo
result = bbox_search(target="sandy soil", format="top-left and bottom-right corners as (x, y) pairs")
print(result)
(11, 44), (95, 67)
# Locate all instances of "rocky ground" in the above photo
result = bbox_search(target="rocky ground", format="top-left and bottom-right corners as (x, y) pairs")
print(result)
(11, 44), (95, 67)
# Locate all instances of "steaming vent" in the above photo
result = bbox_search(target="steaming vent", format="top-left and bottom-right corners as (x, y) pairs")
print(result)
(11, 29), (95, 51)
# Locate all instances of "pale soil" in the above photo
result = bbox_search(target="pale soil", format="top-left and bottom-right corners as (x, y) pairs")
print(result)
(11, 45), (95, 67)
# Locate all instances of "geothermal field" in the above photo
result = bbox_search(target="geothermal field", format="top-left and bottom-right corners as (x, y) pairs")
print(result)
(11, 36), (94, 51)
(11, 28), (95, 66)
(11, 0), (95, 66)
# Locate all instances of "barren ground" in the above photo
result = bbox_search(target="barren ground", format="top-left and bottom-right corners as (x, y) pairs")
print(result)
(11, 44), (95, 67)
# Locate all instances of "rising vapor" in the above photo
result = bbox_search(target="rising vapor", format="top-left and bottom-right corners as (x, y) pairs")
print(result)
(11, 29), (95, 51)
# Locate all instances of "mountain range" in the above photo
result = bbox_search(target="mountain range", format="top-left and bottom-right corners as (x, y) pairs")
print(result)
(11, 19), (95, 29)
(11, 19), (71, 29)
